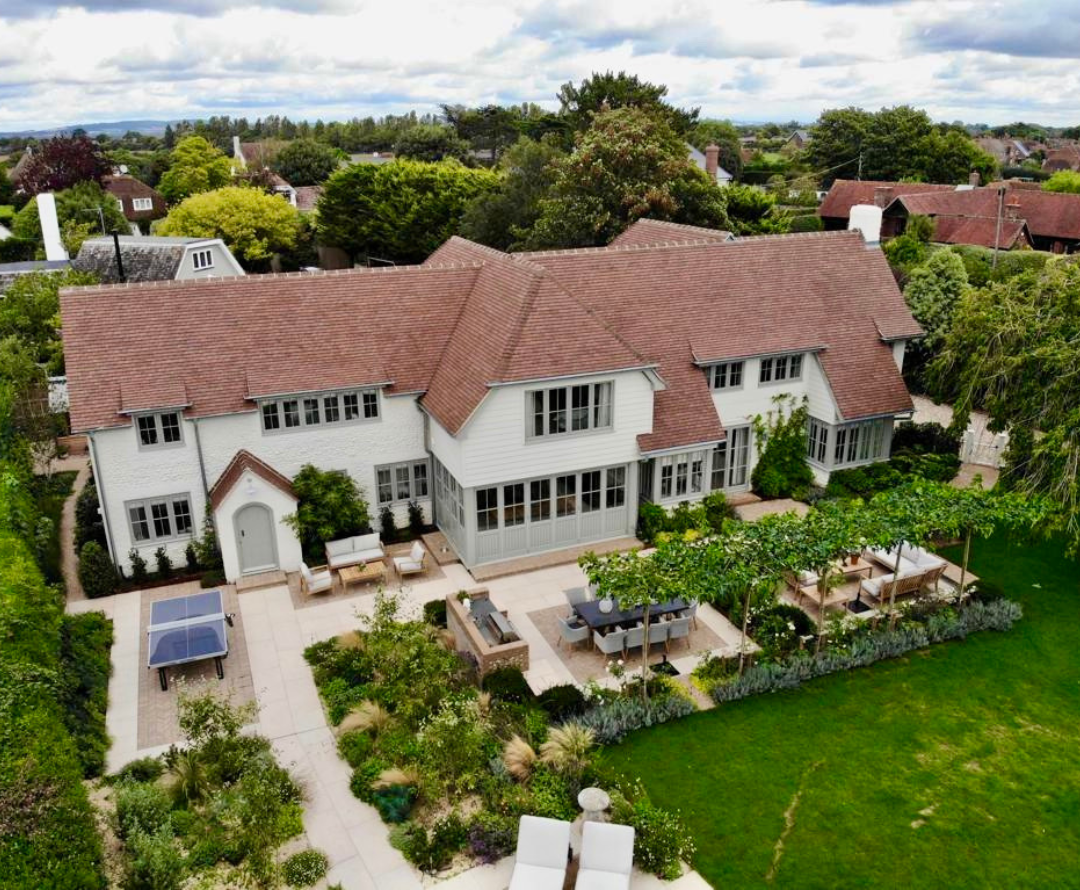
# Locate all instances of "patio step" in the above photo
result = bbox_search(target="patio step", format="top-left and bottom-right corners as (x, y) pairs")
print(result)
(235, 570), (287, 593)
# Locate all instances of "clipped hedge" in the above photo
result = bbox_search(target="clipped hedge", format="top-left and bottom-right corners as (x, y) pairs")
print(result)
(710, 599), (1022, 704)
(0, 533), (106, 889)
(59, 611), (114, 777)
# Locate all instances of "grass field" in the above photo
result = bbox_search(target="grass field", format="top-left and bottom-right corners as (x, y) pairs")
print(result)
(603, 534), (1080, 889)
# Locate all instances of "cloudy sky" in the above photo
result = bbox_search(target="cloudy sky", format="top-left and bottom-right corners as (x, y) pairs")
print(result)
(1, 0), (1078, 131)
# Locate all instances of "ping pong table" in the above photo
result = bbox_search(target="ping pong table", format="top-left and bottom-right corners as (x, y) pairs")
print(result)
(147, 589), (230, 691)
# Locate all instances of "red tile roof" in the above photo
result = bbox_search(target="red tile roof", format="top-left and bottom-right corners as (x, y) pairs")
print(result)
(929, 215), (1030, 250)
(209, 449), (295, 511)
(890, 188), (1080, 242)
(609, 218), (733, 248)
(818, 180), (957, 220)
(62, 224), (919, 453)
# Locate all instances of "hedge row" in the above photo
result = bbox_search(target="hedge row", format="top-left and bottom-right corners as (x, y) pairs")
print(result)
(0, 532), (106, 888)
(59, 612), (114, 778)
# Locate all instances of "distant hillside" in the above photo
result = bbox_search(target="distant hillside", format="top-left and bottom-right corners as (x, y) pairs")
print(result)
(0, 120), (174, 138)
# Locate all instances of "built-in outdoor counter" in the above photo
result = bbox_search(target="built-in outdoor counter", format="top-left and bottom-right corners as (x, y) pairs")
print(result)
(446, 587), (529, 678)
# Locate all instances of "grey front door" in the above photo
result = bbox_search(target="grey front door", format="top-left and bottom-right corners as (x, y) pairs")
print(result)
(236, 504), (277, 574)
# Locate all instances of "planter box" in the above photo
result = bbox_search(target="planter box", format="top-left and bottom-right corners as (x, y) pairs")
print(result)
(446, 588), (529, 678)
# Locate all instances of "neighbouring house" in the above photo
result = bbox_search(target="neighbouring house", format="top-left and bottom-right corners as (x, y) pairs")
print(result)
(781, 129), (812, 155)
(347, 152), (395, 166)
(0, 259), (72, 295)
(294, 185), (322, 214)
(102, 173), (167, 232)
(687, 144), (733, 185)
(1042, 144), (1080, 173)
(232, 137), (297, 206)
(72, 235), (245, 283)
(61, 222), (920, 581)
(976, 136), (1041, 167)
(819, 179), (1080, 253)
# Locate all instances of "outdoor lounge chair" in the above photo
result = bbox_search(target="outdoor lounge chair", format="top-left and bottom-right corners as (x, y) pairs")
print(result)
(392, 541), (428, 578)
(509, 815), (571, 890)
(594, 627), (628, 657)
(665, 615), (692, 651)
(576, 821), (635, 890)
(557, 615), (590, 650)
(299, 562), (333, 597)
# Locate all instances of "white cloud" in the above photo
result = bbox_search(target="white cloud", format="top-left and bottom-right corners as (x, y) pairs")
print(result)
(0, 0), (1077, 130)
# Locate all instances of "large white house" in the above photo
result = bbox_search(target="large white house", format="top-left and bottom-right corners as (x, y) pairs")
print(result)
(61, 220), (921, 580)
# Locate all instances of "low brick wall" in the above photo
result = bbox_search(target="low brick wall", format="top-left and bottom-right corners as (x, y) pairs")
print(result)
(446, 588), (529, 678)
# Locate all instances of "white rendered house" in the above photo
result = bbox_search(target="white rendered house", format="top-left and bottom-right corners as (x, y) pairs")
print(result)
(61, 220), (920, 580)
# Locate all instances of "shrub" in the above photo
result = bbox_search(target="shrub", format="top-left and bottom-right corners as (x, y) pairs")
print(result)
(184, 542), (199, 572)
(154, 546), (172, 578)
(74, 481), (106, 550)
(701, 491), (736, 532)
(349, 757), (388, 803)
(128, 549), (148, 585)
(112, 757), (165, 785)
(337, 730), (375, 768)
(611, 790), (695, 880)
(891, 420), (961, 457)
(284, 465), (372, 563)
(482, 667), (535, 704)
(637, 502), (668, 545)
(58, 611), (114, 777)
(423, 598), (448, 628)
(525, 767), (578, 821)
(123, 829), (184, 890)
(372, 784), (417, 823)
(576, 695), (696, 745)
(394, 814), (468, 874)
(751, 394), (814, 500)
(537, 683), (587, 722)
(116, 781), (172, 840)
(79, 540), (120, 598)
(467, 811), (517, 864)
(407, 500), (425, 537)
(789, 213), (824, 233)
(282, 849), (329, 887)
(380, 505), (398, 544)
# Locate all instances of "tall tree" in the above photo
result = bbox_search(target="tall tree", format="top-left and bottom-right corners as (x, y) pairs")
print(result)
(270, 138), (340, 186)
(458, 137), (564, 251)
(16, 135), (108, 194)
(157, 135), (234, 203)
(317, 159), (498, 264)
(557, 70), (698, 135)
(807, 107), (872, 185)
(902, 248), (970, 386)
(392, 125), (472, 163)
(442, 104), (523, 161)
(524, 107), (729, 250)
(930, 261), (1080, 548)
(157, 186), (301, 270)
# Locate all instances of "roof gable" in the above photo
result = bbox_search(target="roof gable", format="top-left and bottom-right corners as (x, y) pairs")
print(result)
(209, 449), (295, 511)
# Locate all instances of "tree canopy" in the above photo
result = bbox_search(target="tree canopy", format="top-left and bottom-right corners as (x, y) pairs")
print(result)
(392, 124), (472, 164)
(12, 181), (129, 256)
(929, 260), (1080, 547)
(1042, 170), (1080, 194)
(157, 186), (301, 268)
(458, 137), (565, 251)
(524, 107), (729, 250)
(690, 119), (743, 180)
(270, 138), (340, 186)
(902, 248), (970, 382)
(0, 269), (97, 373)
(15, 135), (108, 194)
(157, 135), (234, 203)
(557, 70), (698, 135)
(808, 106), (996, 186)
(316, 159), (498, 265)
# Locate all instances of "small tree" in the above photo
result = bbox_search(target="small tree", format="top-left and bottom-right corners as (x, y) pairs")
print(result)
(17, 135), (108, 194)
(284, 465), (371, 563)
(129, 548), (149, 585)
(78, 541), (119, 598)
(380, 505), (398, 545)
(154, 545), (172, 578)
(271, 138), (340, 186)
(157, 136), (233, 203)
(751, 394), (814, 499)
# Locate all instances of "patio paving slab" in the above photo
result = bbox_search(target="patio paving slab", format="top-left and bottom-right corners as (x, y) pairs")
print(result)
(735, 498), (810, 521)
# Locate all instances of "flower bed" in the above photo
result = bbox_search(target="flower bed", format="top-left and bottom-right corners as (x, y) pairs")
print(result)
(303, 591), (696, 878)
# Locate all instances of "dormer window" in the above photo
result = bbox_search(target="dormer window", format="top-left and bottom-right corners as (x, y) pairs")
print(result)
(132, 197), (153, 211)
(136, 411), (183, 449)
(192, 248), (213, 271)
(759, 353), (803, 384)
(710, 361), (743, 390)
(261, 388), (380, 433)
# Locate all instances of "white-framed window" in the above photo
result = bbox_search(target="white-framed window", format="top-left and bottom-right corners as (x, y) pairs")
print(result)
(659, 450), (707, 500)
(710, 361), (744, 390)
(606, 466), (626, 509)
(581, 470), (602, 513)
(127, 494), (193, 544)
(528, 381), (613, 438)
(806, 418), (828, 464)
(503, 483), (525, 527)
(136, 411), (183, 449)
(433, 459), (465, 529)
(192, 248), (213, 271)
(530, 479), (551, 522)
(132, 197), (154, 211)
(710, 427), (751, 490)
(833, 419), (888, 467)
(759, 354), (803, 384)
(556, 474), (577, 516)
(477, 487), (498, 532)
(375, 459), (430, 505)
(261, 388), (380, 433)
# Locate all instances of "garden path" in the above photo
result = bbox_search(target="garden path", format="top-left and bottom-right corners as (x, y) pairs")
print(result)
(59, 455), (91, 601)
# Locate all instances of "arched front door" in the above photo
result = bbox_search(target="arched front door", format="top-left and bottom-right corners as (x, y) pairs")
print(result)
(235, 503), (278, 574)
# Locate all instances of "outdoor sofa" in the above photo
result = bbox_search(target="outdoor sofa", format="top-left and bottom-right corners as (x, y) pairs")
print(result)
(325, 533), (385, 570)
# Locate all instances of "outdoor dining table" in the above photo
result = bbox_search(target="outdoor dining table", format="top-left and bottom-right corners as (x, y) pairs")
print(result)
(574, 597), (688, 632)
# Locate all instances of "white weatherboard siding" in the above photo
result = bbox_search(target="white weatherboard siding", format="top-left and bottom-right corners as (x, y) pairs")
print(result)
(91, 421), (206, 576)
(176, 242), (244, 280)
(442, 370), (655, 489)
(196, 394), (430, 529)
(709, 353), (838, 428)
(892, 340), (907, 372)
(216, 472), (301, 580)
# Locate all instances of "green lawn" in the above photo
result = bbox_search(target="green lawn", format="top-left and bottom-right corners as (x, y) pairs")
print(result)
(603, 535), (1080, 889)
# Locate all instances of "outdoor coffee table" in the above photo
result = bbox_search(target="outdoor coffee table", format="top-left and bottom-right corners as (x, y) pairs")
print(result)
(835, 557), (874, 582)
(338, 560), (386, 593)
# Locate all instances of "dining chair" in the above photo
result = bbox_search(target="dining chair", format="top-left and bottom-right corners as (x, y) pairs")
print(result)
(557, 615), (590, 650)
(593, 627), (628, 658)
(623, 622), (644, 653)
(665, 616), (692, 651)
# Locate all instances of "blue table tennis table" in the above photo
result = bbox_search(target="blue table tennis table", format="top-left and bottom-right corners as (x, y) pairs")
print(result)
(147, 589), (230, 691)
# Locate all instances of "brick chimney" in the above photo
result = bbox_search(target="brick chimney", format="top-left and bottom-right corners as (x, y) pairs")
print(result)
(704, 144), (720, 181)
(1005, 198), (1021, 221)
(969, 170), (981, 187)
(873, 186), (893, 209)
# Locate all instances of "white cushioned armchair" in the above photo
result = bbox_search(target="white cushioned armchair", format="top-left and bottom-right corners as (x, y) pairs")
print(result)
(299, 562), (333, 597)
(508, 815), (571, 890)
(393, 541), (428, 578)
